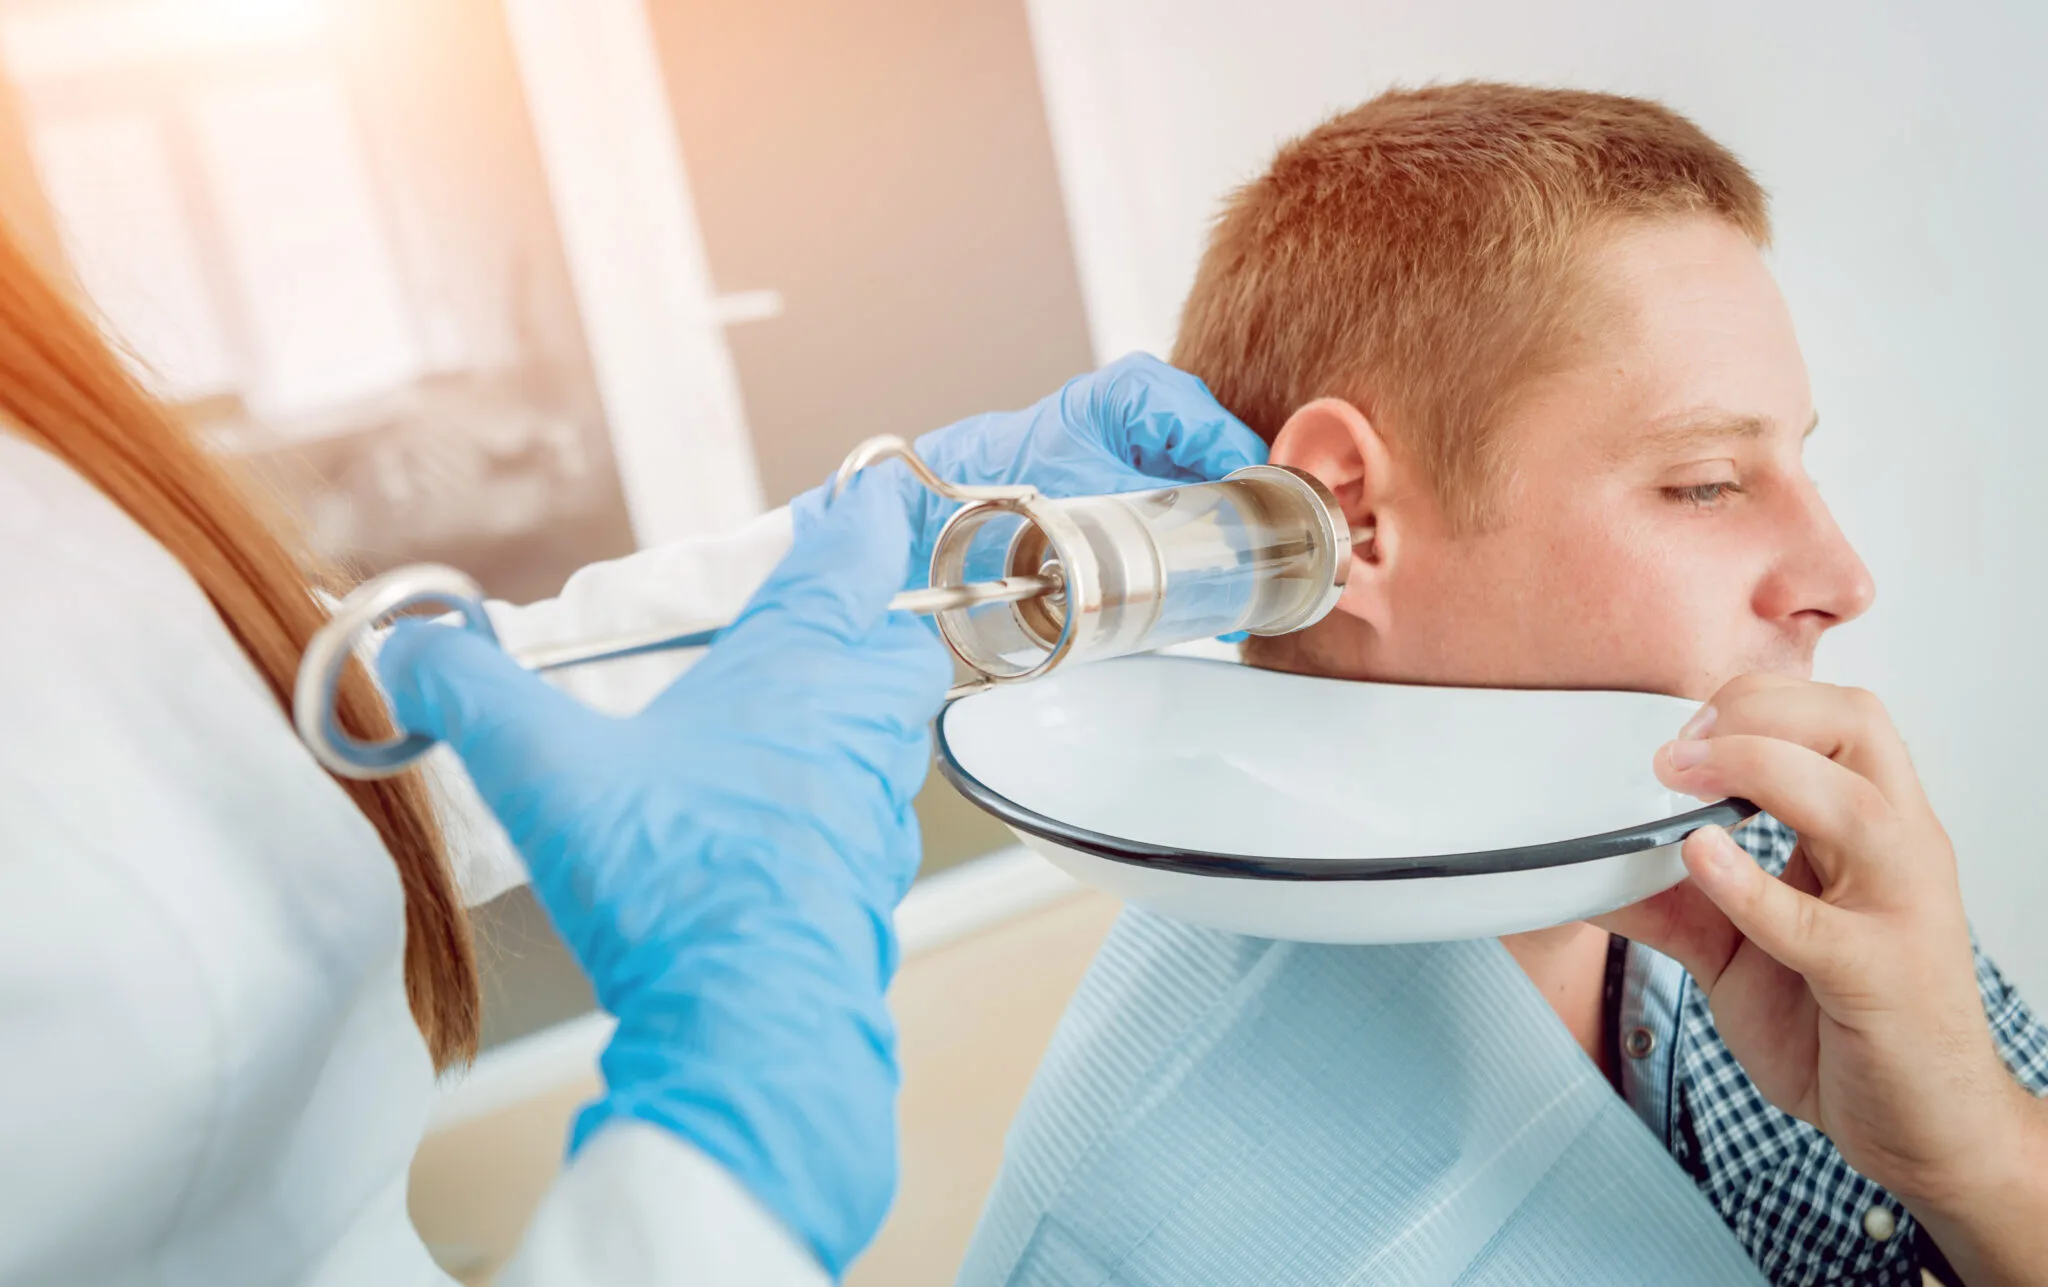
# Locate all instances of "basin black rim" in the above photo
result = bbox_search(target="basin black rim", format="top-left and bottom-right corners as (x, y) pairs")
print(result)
(934, 703), (1757, 882)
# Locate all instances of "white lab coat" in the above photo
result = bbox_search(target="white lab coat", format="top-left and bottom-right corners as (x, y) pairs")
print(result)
(0, 431), (833, 1286)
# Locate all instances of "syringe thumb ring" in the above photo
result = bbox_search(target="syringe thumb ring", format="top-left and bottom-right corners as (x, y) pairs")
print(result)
(293, 564), (500, 781)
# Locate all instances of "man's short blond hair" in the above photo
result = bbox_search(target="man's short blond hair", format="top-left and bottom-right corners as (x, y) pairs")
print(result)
(1171, 82), (1770, 530)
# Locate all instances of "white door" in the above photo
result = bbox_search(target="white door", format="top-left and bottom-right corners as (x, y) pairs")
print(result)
(501, 0), (766, 548)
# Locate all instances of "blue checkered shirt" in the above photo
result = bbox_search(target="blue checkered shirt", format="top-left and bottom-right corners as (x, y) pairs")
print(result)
(1616, 814), (2048, 1285)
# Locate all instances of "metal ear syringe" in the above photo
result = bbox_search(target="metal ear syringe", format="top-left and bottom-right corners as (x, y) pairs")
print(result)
(295, 436), (1357, 779)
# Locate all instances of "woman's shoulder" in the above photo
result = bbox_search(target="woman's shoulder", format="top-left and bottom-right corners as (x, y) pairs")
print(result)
(0, 426), (390, 948)
(0, 430), (216, 619)
(0, 431), (432, 1266)
(0, 427), (404, 1011)
(0, 435), (256, 1264)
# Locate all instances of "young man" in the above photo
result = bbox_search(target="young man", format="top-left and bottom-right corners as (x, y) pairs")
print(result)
(965, 84), (2048, 1285)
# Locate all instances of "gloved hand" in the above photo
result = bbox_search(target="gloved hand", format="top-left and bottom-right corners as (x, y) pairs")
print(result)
(375, 473), (951, 1278)
(792, 352), (1269, 587)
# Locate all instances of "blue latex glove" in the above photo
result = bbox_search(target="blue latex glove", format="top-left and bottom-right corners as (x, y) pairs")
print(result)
(375, 472), (951, 1277)
(792, 352), (1269, 588)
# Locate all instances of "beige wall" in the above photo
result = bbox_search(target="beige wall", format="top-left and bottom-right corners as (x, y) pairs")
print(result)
(641, 0), (1089, 872)
(0, 71), (62, 282)
(848, 889), (1119, 1285)
(642, 0), (1097, 505)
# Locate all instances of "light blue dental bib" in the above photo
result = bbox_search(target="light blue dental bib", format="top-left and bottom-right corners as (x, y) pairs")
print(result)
(958, 911), (1764, 1286)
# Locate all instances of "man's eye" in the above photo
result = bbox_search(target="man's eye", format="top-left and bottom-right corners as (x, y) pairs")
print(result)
(1663, 481), (1742, 506)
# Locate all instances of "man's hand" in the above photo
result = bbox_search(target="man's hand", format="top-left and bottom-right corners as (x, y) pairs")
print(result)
(1593, 674), (2048, 1286)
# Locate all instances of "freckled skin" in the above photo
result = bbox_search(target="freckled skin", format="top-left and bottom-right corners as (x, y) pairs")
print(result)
(1259, 215), (1877, 1064)
(1268, 214), (1875, 703)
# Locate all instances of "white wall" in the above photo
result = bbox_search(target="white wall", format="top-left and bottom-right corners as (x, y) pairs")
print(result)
(1028, 0), (2048, 996)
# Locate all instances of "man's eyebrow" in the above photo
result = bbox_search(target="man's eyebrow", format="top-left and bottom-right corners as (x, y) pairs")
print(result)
(1609, 409), (1813, 460)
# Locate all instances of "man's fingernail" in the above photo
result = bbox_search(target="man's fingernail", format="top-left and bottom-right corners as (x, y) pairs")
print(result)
(1679, 703), (1717, 740)
(1666, 739), (1711, 770)
(1697, 825), (1741, 868)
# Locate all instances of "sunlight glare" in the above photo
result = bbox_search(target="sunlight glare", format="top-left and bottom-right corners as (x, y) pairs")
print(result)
(1, 0), (332, 82)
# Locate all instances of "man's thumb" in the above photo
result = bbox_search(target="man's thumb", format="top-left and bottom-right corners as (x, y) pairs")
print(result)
(1683, 824), (1848, 981)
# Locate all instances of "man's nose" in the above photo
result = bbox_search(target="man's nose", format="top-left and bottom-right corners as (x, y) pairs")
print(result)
(1755, 480), (1876, 627)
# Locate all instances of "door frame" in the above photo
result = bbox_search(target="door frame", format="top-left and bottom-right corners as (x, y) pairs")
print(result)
(500, 0), (765, 548)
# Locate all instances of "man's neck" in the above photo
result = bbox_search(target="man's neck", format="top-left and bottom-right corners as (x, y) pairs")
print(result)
(1500, 921), (1614, 1075)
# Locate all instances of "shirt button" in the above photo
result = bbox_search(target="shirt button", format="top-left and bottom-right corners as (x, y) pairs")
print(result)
(1624, 1026), (1657, 1059)
(1863, 1205), (1897, 1241)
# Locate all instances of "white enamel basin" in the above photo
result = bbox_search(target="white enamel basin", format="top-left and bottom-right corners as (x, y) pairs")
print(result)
(935, 655), (1750, 943)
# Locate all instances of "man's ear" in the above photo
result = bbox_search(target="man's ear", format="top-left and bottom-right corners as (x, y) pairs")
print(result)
(1269, 398), (1397, 628)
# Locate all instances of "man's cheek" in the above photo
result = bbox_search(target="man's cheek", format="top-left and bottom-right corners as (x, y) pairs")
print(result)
(1565, 556), (1725, 694)
(1638, 584), (1781, 698)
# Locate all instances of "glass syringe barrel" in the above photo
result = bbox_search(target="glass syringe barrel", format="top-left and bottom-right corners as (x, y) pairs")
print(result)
(927, 465), (1350, 683)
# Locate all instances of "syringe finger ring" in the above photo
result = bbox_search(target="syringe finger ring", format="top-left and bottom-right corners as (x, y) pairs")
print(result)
(925, 464), (1350, 684)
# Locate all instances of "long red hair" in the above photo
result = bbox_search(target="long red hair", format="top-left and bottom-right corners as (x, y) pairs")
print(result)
(0, 226), (480, 1067)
